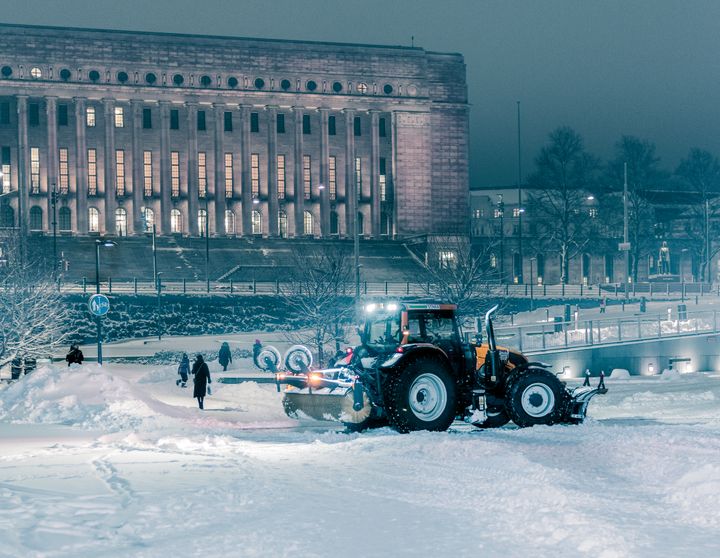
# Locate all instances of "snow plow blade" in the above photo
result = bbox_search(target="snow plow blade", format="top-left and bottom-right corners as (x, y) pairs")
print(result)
(277, 372), (371, 424)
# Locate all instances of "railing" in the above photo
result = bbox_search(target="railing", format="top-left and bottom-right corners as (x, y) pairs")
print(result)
(494, 308), (719, 353)
(57, 278), (716, 299)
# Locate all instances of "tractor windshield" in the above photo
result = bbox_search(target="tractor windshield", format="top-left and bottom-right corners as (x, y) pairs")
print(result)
(364, 312), (401, 349)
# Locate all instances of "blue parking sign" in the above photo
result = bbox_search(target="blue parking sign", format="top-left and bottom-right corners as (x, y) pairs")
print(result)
(88, 294), (110, 317)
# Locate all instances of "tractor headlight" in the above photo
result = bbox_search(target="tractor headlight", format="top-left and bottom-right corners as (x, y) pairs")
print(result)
(365, 303), (377, 313)
(382, 353), (403, 367)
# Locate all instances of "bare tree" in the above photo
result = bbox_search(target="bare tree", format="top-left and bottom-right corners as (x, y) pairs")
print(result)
(526, 127), (599, 284)
(0, 233), (71, 369)
(279, 243), (355, 366)
(606, 136), (665, 282)
(676, 148), (720, 281)
(416, 235), (501, 322)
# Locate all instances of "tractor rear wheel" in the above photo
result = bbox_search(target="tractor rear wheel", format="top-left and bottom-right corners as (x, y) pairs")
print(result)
(385, 356), (457, 433)
(505, 369), (565, 427)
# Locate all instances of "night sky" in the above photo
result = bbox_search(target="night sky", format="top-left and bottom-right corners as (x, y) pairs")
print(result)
(4, 0), (719, 188)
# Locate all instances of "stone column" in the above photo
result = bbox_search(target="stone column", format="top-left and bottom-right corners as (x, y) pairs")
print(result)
(159, 101), (171, 235)
(74, 97), (88, 233)
(213, 103), (226, 235)
(186, 102), (198, 236)
(344, 108), (356, 238)
(266, 105), (279, 237)
(131, 100), (144, 235)
(102, 98), (116, 234)
(16, 95), (29, 236)
(46, 97), (58, 228)
(293, 106), (304, 237)
(239, 104), (252, 236)
(319, 108), (331, 237)
(369, 110), (381, 238)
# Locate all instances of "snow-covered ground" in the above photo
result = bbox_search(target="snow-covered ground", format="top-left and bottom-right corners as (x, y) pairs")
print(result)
(1, 363), (719, 557)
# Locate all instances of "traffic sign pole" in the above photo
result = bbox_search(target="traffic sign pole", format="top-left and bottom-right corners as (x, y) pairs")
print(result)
(97, 316), (103, 365)
(88, 294), (111, 365)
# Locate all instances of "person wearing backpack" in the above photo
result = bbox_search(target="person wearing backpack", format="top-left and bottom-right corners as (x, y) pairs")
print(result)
(176, 353), (190, 387)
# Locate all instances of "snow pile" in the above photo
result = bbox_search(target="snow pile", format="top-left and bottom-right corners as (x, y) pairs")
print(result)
(661, 368), (682, 380)
(0, 365), (172, 431)
(610, 368), (631, 379)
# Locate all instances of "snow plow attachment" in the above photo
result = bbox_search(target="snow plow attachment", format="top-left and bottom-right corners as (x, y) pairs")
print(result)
(563, 374), (608, 424)
(276, 371), (372, 424)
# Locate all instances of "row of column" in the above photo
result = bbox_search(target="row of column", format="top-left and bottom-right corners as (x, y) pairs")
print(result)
(14, 96), (386, 238)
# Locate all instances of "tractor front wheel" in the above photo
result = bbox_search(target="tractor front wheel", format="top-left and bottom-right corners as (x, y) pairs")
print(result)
(505, 369), (566, 427)
(385, 357), (457, 433)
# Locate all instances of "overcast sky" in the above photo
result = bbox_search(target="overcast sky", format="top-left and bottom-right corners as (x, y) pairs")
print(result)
(4, 0), (719, 188)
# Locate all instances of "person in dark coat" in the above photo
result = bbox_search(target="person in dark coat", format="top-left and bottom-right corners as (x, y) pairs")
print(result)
(176, 353), (190, 387)
(218, 342), (232, 372)
(252, 339), (263, 368)
(65, 344), (84, 366)
(192, 354), (211, 410)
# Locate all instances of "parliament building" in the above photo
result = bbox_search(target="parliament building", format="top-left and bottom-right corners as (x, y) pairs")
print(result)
(0, 23), (469, 240)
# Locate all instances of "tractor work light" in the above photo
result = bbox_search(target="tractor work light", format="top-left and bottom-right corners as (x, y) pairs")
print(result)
(365, 303), (377, 313)
(386, 303), (398, 312)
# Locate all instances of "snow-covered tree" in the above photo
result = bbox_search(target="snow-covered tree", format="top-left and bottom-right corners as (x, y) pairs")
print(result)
(279, 244), (355, 367)
(0, 234), (71, 369)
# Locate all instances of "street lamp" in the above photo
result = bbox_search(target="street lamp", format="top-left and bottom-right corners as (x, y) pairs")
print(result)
(51, 182), (58, 278)
(203, 197), (210, 293)
(94, 238), (116, 364)
(156, 271), (163, 340)
(516, 100), (523, 284)
(497, 194), (505, 283)
(530, 257), (536, 311)
(141, 208), (158, 290)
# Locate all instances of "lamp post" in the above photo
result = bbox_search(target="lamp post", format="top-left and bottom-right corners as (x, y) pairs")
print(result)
(204, 197), (210, 293)
(156, 271), (163, 340)
(51, 182), (58, 277)
(516, 100), (523, 284)
(530, 257), (536, 311)
(94, 238), (116, 364)
(497, 194), (505, 283)
(623, 162), (630, 299)
(141, 209), (158, 289)
(705, 197), (710, 283)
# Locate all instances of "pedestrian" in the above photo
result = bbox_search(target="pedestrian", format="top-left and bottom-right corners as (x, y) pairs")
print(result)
(176, 353), (190, 387)
(218, 342), (232, 372)
(600, 297), (607, 314)
(252, 339), (263, 368)
(192, 354), (211, 410)
(65, 344), (84, 366)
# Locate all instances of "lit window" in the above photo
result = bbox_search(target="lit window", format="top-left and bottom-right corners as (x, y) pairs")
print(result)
(88, 149), (97, 195)
(30, 67), (42, 79)
(58, 148), (69, 194)
(379, 157), (387, 202)
(115, 207), (127, 236)
(490, 254), (497, 268)
(277, 155), (286, 199)
(251, 153), (260, 196)
(114, 107), (124, 128)
(88, 207), (100, 233)
(86, 106), (96, 127)
(198, 209), (207, 236)
(140, 207), (154, 232)
(328, 156), (336, 201)
(198, 152), (207, 197)
(224, 153), (233, 198)
(357, 82), (368, 94)
(30, 147), (40, 194)
(1, 146), (11, 194)
(304, 210), (314, 236)
(251, 210), (262, 235)
(143, 151), (153, 197)
(513, 207), (521, 218)
(115, 149), (125, 196)
(303, 155), (311, 200)
(589, 208), (598, 218)
(439, 251), (457, 269)
(494, 208), (503, 218)
(278, 210), (287, 238)
(171, 209), (182, 233)
(224, 210), (235, 235)
(355, 157), (362, 199)
(171, 151), (180, 198)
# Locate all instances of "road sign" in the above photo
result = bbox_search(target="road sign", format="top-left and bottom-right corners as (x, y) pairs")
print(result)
(618, 242), (631, 251)
(88, 294), (110, 316)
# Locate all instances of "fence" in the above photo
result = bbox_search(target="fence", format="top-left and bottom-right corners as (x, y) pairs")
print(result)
(60, 278), (716, 299)
(494, 307), (719, 353)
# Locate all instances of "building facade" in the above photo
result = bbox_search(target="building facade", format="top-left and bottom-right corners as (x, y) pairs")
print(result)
(0, 23), (469, 239)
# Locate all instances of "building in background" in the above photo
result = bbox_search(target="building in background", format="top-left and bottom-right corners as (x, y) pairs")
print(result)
(0, 23), (469, 239)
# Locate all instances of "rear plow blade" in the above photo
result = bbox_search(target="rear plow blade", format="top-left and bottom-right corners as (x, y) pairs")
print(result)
(563, 375), (608, 423)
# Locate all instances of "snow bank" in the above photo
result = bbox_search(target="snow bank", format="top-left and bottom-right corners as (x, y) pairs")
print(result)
(610, 368), (631, 379)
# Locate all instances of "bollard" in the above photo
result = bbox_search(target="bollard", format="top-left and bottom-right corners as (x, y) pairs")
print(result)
(276, 279), (280, 294)
(406, 281), (410, 295)
(82, 277), (87, 293)
(134, 277), (138, 295)
(183, 278), (187, 293)
(230, 280), (234, 294)
(108, 277), (112, 294)
(253, 279), (257, 294)
(385, 281), (388, 295)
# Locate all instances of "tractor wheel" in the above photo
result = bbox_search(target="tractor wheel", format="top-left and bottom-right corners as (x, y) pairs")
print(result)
(385, 356), (457, 433)
(505, 368), (565, 428)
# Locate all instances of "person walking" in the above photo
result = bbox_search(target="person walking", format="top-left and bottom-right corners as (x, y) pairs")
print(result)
(252, 339), (263, 368)
(176, 353), (190, 387)
(218, 342), (232, 372)
(192, 354), (211, 410)
(599, 297), (607, 314)
(65, 344), (84, 366)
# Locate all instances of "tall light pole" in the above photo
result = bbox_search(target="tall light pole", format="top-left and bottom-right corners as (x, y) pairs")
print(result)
(141, 209), (158, 288)
(705, 197), (710, 283)
(529, 257), (536, 311)
(204, 196), (210, 293)
(51, 182), (58, 278)
(156, 271), (163, 340)
(497, 194), (505, 283)
(516, 101), (523, 284)
(623, 162), (630, 298)
(94, 238), (116, 364)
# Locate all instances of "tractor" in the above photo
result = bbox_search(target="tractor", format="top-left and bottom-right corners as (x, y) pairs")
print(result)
(276, 302), (607, 433)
